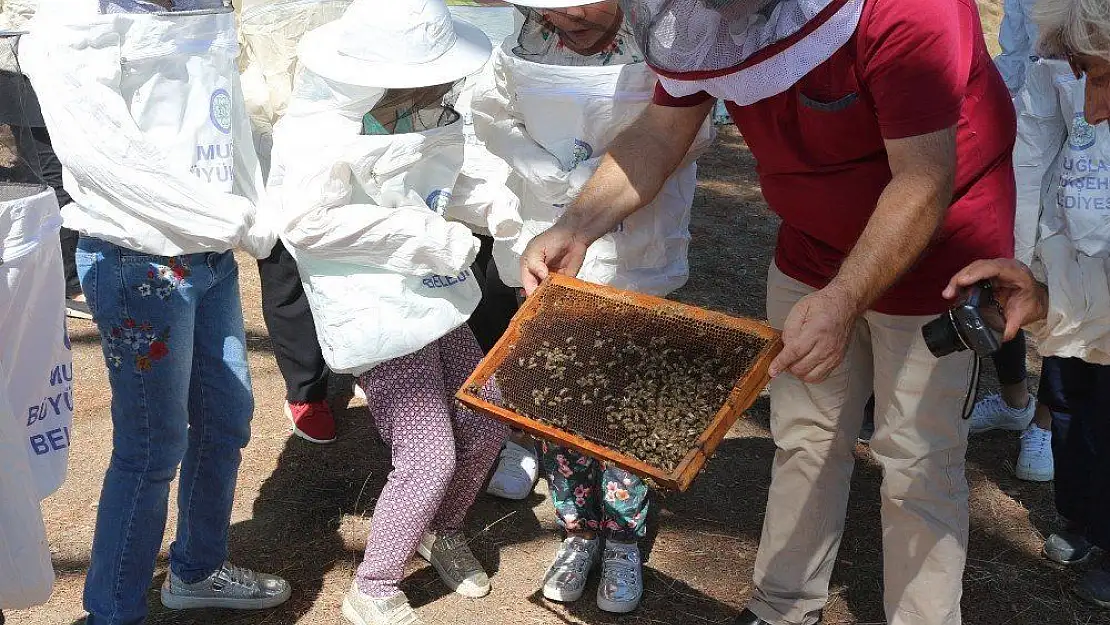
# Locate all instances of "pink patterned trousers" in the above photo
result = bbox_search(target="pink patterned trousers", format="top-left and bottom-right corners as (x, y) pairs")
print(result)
(354, 325), (507, 597)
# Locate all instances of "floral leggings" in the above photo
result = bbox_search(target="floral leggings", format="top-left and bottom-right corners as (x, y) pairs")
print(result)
(354, 326), (508, 598)
(541, 441), (650, 542)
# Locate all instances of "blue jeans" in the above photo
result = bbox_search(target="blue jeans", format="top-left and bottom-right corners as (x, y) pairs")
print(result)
(76, 237), (254, 625)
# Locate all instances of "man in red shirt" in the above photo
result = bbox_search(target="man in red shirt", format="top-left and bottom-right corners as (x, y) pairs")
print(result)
(520, 0), (1016, 623)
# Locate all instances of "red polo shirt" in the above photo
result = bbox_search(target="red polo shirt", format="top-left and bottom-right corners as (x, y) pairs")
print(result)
(654, 0), (1017, 315)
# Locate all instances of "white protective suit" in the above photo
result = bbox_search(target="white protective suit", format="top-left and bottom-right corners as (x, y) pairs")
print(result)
(1014, 59), (1110, 365)
(994, 0), (1040, 95)
(19, 0), (275, 259)
(237, 0), (352, 179)
(472, 40), (716, 296)
(0, 186), (68, 609)
(269, 70), (519, 374)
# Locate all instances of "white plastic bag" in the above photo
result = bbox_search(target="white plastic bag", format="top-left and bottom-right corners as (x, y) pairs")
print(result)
(0, 186), (69, 609)
(271, 92), (481, 374)
(472, 43), (715, 296)
(21, 3), (275, 258)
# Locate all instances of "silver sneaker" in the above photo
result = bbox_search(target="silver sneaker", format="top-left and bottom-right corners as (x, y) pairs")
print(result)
(416, 531), (490, 598)
(160, 562), (291, 610)
(596, 541), (643, 614)
(543, 536), (600, 603)
(341, 583), (423, 625)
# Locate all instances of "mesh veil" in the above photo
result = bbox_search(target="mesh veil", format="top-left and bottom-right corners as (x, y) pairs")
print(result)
(512, 5), (642, 66)
(619, 0), (850, 76)
(364, 82), (462, 134)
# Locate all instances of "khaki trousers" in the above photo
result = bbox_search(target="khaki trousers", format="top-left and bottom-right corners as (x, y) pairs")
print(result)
(749, 265), (977, 625)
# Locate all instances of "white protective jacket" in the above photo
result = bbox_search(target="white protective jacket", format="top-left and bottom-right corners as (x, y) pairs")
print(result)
(19, 0), (275, 259)
(472, 41), (716, 296)
(1014, 59), (1110, 364)
(270, 72), (515, 374)
(0, 186), (69, 609)
(994, 0), (1039, 95)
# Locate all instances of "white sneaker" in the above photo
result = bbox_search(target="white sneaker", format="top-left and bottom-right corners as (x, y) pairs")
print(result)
(1016, 425), (1054, 482)
(341, 584), (423, 625)
(596, 541), (643, 614)
(542, 536), (600, 603)
(416, 531), (490, 598)
(486, 440), (539, 500)
(969, 393), (1036, 434)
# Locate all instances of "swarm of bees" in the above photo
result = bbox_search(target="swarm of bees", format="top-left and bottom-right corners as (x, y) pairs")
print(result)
(491, 313), (769, 473)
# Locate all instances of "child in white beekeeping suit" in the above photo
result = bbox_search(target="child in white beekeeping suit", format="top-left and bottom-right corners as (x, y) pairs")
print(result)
(471, 0), (714, 614)
(268, 1), (512, 623)
(20, 1), (290, 623)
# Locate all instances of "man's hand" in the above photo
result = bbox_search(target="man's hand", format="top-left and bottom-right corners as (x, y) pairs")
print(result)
(769, 285), (858, 383)
(520, 222), (590, 294)
(943, 258), (1049, 340)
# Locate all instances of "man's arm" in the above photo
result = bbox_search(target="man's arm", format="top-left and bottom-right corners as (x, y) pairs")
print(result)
(520, 98), (714, 293)
(769, 127), (957, 381)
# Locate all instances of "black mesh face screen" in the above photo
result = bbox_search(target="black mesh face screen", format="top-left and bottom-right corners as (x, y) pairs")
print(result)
(479, 283), (771, 472)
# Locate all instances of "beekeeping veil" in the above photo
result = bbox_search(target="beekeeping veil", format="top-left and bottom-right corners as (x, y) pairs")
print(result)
(621, 0), (865, 105)
(238, 0), (354, 178)
(0, 30), (69, 609)
(507, 0), (641, 67)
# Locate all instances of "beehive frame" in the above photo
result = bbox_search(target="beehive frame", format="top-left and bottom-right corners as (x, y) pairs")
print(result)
(457, 274), (783, 491)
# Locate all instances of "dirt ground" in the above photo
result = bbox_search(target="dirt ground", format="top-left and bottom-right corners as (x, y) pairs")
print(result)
(9, 4), (1110, 624)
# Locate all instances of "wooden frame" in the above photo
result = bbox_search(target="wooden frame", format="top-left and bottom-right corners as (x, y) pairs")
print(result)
(456, 274), (783, 491)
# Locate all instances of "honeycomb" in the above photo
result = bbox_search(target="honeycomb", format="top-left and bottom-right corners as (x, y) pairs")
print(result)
(466, 282), (774, 475)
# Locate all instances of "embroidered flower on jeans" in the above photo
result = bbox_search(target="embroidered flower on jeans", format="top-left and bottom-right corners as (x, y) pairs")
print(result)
(148, 340), (169, 361)
(137, 257), (191, 300)
(103, 321), (172, 373)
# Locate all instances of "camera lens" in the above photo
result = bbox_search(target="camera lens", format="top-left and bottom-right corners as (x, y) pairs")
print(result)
(922, 313), (965, 358)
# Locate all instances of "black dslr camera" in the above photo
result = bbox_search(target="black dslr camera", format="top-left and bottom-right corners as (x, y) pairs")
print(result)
(922, 280), (1005, 358)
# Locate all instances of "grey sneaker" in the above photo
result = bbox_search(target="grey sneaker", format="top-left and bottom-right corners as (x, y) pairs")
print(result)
(1043, 531), (1095, 565)
(416, 531), (490, 598)
(1076, 563), (1110, 609)
(160, 562), (291, 610)
(596, 541), (643, 614)
(542, 536), (600, 603)
(341, 583), (423, 625)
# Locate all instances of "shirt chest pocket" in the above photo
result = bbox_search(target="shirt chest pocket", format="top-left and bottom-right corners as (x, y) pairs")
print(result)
(794, 55), (885, 165)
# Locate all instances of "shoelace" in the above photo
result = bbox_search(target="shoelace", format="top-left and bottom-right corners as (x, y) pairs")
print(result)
(438, 533), (482, 575)
(1022, 428), (1051, 453)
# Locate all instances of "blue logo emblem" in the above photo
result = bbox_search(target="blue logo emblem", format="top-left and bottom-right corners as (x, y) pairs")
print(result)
(425, 189), (452, 216)
(572, 139), (593, 167)
(210, 89), (233, 135)
(1070, 113), (1096, 151)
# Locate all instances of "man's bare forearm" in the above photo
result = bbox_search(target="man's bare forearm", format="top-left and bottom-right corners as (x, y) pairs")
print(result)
(827, 128), (957, 312)
(560, 100), (713, 243)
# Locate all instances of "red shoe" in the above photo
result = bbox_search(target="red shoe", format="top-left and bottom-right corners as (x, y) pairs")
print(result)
(284, 400), (337, 444)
